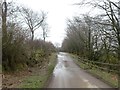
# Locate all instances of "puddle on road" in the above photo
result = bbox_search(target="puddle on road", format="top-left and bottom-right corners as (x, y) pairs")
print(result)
(53, 52), (73, 77)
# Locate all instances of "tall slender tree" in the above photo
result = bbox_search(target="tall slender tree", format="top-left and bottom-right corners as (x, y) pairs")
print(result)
(2, 0), (7, 42)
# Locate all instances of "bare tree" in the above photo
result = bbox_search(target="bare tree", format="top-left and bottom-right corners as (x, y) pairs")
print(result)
(19, 7), (46, 41)
(75, 0), (120, 87)
(41, 22), (49, 41)
(62, 17), (88, 55)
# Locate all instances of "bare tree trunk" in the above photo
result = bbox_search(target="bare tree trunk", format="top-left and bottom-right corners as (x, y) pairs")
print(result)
(118, 1), (120, 89)
(118, 35), (120, 89)
(43, 36), (45, 41)
(43, 29), (45, 41)
(31, 31), (34, 41)
(118, 11), (120, 88)
(88, 26), (91, 60)
(2, 0), (7, 42)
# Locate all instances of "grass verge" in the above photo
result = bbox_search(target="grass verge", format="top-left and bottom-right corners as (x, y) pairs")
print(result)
(70, 54), (118, 88)
(18, 53), (57, 88)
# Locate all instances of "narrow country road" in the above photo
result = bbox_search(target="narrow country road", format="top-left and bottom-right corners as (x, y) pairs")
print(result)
(48, 52), (112, 88)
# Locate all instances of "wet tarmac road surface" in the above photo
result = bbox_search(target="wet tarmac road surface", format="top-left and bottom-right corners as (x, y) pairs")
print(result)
(48, 52), (112, 88)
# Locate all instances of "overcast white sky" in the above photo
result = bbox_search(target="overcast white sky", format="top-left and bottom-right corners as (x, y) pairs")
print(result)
(7, 0), (94, 46)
